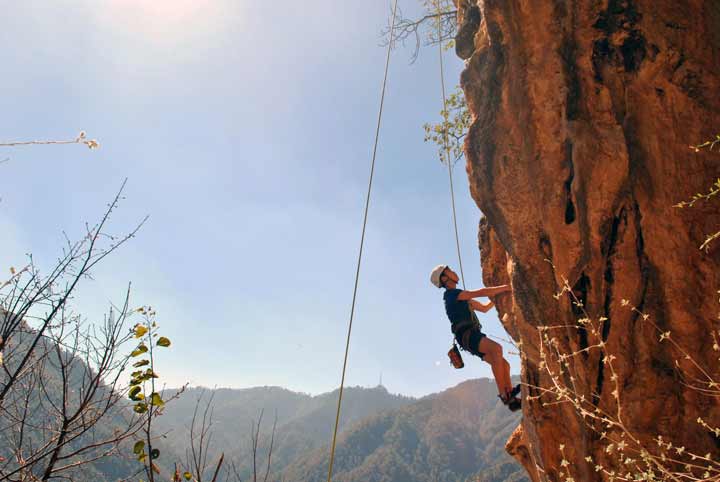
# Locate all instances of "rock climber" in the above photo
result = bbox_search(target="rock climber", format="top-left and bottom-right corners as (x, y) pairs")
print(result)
(430, 264), (521, 411)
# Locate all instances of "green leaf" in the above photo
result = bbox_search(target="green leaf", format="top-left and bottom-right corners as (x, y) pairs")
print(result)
(150, 448), (160, 460)
(157, 337), (171, 347)
(129, 386), (144, 401)
(132, 359), (150, 368)
(134, 324), (148, 338)
(150, 392), (165, 407)
(130, 343), (148, 357)
(133, 402), (148, 414)
(133, 440), (145, 455)
(183, 472), (192, 480)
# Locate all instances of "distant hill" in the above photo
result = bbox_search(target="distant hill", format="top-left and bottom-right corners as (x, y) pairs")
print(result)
(1, 336), (528, 482)
(153, 384), (415, 478)
(280, 379), (527, 482)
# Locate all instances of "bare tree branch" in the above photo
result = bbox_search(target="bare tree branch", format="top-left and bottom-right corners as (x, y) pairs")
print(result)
(210, 453), (224, 482)
(0, 182), (156, 481)
(0, 132), (99, 150)
(262, 414), (277, 482)
(380, 1), (457, 63)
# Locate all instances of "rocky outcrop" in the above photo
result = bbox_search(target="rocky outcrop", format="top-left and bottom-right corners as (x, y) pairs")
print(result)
(455, 0), (720, 479)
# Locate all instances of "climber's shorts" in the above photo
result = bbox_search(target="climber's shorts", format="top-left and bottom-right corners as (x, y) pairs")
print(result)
(456, 327), (486, 359)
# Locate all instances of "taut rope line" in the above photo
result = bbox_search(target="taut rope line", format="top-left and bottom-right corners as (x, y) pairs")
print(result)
(436, 0), (466, 289)
(326, 0), (399, 480)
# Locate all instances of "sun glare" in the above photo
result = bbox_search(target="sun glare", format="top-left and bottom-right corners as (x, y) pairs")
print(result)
(102, 0), (234, 44)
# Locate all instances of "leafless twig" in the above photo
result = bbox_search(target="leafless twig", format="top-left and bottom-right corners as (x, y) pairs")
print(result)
(0, 132), (99, 150)
(380, 1), (456, 63)
(0, 181), (153, 481)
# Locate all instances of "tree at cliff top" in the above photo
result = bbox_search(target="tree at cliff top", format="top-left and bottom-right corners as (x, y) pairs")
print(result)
(383, 0), (457, 62)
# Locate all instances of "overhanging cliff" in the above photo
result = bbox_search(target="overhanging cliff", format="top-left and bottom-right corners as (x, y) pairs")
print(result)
(454, 0), (720, 479)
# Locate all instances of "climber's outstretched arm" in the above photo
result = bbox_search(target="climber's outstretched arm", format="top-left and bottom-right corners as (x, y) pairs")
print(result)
(469, 300), (494, 313)
(458, 284), (511, 301)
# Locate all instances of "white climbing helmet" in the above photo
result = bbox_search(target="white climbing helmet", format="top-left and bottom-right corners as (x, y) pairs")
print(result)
(430, 264), (448, 288)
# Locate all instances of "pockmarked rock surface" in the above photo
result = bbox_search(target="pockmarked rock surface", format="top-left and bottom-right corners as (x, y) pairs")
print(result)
(454, 0), (720, 479)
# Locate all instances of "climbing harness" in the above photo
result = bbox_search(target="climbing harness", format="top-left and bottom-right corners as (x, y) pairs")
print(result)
(450, 314), (481, 340)
(325, 0), (399, 480)
(451, 310), (485, 357)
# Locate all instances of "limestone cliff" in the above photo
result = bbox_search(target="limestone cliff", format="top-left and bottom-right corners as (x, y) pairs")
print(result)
(454, 0), (720, 479)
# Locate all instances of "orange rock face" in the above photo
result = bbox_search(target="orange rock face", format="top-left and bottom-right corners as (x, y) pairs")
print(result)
(455, 0), (720, 479)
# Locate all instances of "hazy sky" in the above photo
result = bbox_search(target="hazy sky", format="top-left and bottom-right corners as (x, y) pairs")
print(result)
(0, 0), (520, 397)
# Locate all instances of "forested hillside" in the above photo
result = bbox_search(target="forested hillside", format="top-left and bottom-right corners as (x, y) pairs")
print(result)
(280, 379), (526, 482)
(152, 380), (527, 481)
(1, 328), (526, 482)
(154, 385), (415, 478)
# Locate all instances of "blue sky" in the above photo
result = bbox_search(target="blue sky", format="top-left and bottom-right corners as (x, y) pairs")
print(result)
(0, 0), (519, 397)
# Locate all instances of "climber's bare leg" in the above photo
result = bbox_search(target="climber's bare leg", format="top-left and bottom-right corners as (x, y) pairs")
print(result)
(478, 337), (513, 397)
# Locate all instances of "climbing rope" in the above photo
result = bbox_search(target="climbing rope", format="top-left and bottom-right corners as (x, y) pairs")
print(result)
(436, 0), (466, 290)
(326, 1), (399, 480)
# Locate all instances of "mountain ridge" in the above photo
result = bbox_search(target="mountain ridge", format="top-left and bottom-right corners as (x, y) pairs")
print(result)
(279, 378), (527, 482)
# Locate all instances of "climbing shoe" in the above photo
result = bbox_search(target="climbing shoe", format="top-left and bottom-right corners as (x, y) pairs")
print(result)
(507, 397), (521, 412)
(499, 389), (522, 413)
